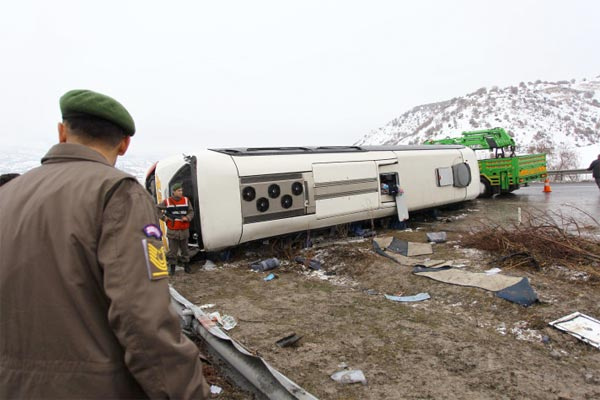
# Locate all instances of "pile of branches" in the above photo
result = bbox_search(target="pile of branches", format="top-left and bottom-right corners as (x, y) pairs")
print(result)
(461, 207), (600, 281)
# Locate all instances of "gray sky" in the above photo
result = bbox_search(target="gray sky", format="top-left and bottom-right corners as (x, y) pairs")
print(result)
(1, 0), (599, 159)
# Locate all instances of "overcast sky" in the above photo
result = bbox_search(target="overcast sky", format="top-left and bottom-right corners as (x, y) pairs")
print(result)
(1, 0), (599, 159)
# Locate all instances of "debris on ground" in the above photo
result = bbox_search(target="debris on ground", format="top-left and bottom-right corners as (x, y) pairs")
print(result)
(250, 258), (280, 272)
(203, 259), (217, 271)
(485, 267), (502, 275)
(374, 236), (433, 256)
(427, 231), (447, 243)
(412, 265), (539, 306)
(294, 256), (322, 270)
(550, 312), (600, 349)
(171, 206), (600, 399)
(210, 385), (223, 395)
(276, 333), (303, 348)
(384, 292), (430, 302)
(330, 369), (367, 385)
(207, 311), (238, 331)
(264, 273), (278, 281)
(351, 224), (377, 238)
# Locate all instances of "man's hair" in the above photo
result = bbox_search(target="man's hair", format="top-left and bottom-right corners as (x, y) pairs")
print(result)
(64, 116), (126, 148)
(0, 173), (20, 187)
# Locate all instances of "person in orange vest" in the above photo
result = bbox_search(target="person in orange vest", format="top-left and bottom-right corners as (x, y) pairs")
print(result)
(159, 182), (194, 275)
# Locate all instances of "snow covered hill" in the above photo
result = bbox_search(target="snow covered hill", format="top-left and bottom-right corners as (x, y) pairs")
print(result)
(356, 76), (600, 169)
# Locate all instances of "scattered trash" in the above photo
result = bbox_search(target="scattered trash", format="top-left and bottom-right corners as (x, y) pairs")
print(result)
(250, 258), (280, 272)
(264, 273), (278, 281)
(331, 370), (367, 385)
(199, 303), (216, 309)
(220, 315), (237, 331)
(549, 312), (600, 349)
(294, 256), (322, 270)
(374, 236), (433, 257)
(276, 333), (303, 348)
(210, 385), (223, 395)
(542, 335), (551, 344)
(385, 292), (430, 302)
(203, 260), (217, 271)
(485, 267), (502, 275)
(337, 362), (348, 369)
(426, 232), (447, 243)
(207, 311), (237, 331)
(351, 225), (376, 238)
(364, 289), (378, 295)
(413, 266), (539, 306)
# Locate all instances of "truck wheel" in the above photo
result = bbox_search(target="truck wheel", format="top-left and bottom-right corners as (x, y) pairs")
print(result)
(480, 178), (493, 198)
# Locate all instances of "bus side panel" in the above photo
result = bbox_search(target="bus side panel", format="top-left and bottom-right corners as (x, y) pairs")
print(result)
(313, 161), (380, 219)
(393, 149), (477, 210)
(196, 151), (243, 250)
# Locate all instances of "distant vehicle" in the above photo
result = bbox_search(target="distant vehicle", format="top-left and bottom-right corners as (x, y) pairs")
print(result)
(145, 145), (480, 251)
(424, 127), (547, 197)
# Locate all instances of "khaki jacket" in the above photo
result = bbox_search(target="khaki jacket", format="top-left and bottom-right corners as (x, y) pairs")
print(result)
(0, 143), (208, 399)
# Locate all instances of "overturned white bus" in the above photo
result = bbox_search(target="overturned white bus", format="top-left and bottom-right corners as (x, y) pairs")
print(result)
(145, 145), (480, 251)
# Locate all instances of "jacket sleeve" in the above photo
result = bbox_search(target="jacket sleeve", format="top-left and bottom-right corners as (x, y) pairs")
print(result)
(97, 179), (209, 399)
(186, 197), (195, 221)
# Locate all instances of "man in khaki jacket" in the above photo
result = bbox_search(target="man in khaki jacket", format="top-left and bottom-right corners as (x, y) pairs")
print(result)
(0, 89), (209, 398)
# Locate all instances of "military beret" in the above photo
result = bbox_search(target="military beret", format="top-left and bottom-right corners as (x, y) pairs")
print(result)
(60, 89), (136, 136)
(171, 183), (183, 192)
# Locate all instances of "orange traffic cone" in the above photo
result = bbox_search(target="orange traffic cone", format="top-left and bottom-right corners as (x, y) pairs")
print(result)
(543, 178), (552, 193)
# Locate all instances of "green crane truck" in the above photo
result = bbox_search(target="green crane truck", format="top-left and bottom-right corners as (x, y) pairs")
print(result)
(424, 128), (547, 197)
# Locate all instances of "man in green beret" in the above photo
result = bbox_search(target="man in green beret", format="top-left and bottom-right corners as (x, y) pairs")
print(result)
(0, 89), (209, 398)
(158, 182), (194, 275)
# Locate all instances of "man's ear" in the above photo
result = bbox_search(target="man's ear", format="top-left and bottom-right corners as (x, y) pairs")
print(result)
(58, 122), (67, 143)
(117, 135), (131, 156)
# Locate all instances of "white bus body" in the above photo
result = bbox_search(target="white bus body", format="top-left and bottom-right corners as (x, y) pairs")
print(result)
(146, 145), (480, 251)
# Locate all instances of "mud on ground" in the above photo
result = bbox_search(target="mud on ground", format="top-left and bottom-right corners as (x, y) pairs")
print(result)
(172, 207), (600, 400)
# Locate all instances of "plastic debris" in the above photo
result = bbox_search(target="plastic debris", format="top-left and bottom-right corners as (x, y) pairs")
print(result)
(351, 225), (376, 238)
(210, 385), (223, 395)
(294, 256), (322, 270)
(549, 312), (600, 349)
(426, 232), (447, 243)
(250, 258), (280, 272)
(203, 260), (217, 271)
(385, 293), (430, 302)
(207, 312), (237, 330)
(220, 315), (237, 331)
(199, 303), (216, 309)
(276, 333), (303, 347)
(264, 273), (277, 281)
(331, 370), (367, 385)
(485, 267), (502, 275)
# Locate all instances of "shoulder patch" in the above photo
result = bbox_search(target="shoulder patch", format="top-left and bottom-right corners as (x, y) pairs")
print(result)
(143, 224), (163, 240)
(142, 239), (169, 280)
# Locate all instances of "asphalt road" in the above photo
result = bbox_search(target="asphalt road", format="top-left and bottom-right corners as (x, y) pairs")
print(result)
(462, 182), (600, 229)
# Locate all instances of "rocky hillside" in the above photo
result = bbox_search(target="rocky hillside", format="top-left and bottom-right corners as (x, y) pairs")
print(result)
(356, 76), (600, 169)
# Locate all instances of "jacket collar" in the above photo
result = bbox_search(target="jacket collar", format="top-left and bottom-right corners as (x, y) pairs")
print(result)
(41, 143), (112, 166)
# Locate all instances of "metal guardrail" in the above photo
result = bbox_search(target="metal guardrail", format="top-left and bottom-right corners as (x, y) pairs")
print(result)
(169, 287), (319, 400)
(547, 169), (591, 175)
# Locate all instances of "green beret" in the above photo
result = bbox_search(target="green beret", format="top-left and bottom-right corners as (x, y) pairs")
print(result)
(60, 89), (136, 136)
(171, 183), (183, 192)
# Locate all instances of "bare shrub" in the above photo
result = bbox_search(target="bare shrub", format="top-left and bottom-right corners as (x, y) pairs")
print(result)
(461, 208), (600, 282)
